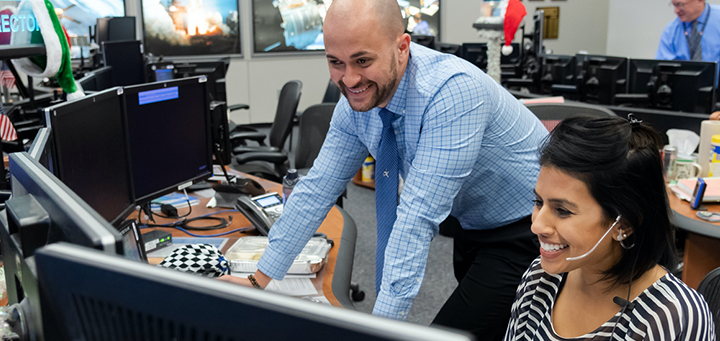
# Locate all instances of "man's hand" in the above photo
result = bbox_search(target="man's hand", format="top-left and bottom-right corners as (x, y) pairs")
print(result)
(216, 275), (254, 286)
(216, 270), (273, 289)
(711, 111), (720, 120)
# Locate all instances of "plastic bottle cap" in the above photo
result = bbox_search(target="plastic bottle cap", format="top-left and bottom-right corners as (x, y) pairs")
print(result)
(286, 169), (298, 180)
(712, 135), (720, 144)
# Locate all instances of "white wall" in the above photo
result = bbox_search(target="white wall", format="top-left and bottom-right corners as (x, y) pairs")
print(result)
(124, 0), (610, 123)
(607, 0), (720, 59)
(443, 0), (610, 56)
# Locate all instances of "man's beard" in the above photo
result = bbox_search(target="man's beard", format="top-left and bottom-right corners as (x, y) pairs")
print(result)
(338, 55), (398, 112)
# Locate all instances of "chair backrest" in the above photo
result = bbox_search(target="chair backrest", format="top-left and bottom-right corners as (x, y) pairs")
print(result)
(698, 266), (720, 337)
(295, 103), (336, 170)
(523, 101), (616, 132)
(268, 80), (303, 149)
(322, 79), (341, 103)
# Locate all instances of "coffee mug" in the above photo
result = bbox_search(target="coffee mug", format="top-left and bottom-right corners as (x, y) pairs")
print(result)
(676, 160), (702, 180)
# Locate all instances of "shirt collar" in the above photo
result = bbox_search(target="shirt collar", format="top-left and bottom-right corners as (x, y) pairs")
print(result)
(687, 3), (709, 26)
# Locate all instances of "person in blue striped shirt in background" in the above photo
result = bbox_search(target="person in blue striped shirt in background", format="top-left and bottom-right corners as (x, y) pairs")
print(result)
(504, 115), (715, 341)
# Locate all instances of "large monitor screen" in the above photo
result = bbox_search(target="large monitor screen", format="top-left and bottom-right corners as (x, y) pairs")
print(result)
(252, 0), (440, 53)
(46, 87), (136, 225)
(123, 76), (213, 203)
(142, 0), (240, 56)
(49, 0), (125, 58)
(35, 243), (473, 341)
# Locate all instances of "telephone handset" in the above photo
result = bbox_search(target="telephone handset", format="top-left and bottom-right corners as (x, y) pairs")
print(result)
(235, 192), (284, 236)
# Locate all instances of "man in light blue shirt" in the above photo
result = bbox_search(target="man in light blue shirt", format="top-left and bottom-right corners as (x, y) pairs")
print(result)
(412, 13), (431, 36)
(232, 0), (547, 339)
(656, 0), (720, 73)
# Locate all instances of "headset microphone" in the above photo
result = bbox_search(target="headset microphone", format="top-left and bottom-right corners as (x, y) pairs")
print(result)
(565, 215), (622, 261)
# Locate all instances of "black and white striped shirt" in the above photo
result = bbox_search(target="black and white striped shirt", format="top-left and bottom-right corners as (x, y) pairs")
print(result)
(503, 258), (716, 341)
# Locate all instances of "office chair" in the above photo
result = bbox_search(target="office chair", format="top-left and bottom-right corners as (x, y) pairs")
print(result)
(231, 80), (302, 154)
(294, 103), (335, 172)
(322, 79), (341, 104)
(523, 101), (616, 131)
(231, 80), (302, 181)
(698, 266), (720, 337)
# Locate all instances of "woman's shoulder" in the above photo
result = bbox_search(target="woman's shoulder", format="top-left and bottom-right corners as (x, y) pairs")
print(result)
(637, 272), (716, 339)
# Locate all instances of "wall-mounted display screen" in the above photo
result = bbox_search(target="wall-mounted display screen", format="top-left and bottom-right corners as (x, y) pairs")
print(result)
(252, 0), (440, 54)
(142, 0), (240, 56)
(50, 0), (125, 58)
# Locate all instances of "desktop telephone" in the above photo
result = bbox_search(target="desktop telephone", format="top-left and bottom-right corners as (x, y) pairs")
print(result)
(235, 192), (283, 236)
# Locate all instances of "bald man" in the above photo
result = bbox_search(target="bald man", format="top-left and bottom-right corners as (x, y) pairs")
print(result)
(657, 0), (720, 65)
(224, 0), (546, 338)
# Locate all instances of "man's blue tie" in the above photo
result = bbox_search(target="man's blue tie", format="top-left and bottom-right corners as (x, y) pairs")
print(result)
(687, 20), (703, 61)
(375, 108), (399, 294)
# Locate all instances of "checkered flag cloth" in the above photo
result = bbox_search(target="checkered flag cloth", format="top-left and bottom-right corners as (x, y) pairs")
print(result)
(158, 244), (230, 277)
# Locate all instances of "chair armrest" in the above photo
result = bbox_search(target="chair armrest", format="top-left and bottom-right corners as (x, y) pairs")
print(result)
(228, 103), (250, 112)
(13, 119), (41, 128)
(230, 131), (266, 145)
(0, 190), (11, 202)
(235, 151), (288, 165)
(16, 125), (43, 140)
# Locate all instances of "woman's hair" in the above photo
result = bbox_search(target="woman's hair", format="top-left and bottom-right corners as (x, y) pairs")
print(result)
(539, 115), (677, 286)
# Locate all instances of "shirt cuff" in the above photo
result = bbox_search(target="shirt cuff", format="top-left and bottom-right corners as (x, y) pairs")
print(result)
(256, 242), (295, 280)
(372, 291), (414, 320)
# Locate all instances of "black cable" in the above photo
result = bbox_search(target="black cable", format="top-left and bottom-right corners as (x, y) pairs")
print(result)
(610, 249), (640, 337)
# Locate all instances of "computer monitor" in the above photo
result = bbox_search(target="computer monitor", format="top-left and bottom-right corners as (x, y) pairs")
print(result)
(96, 16), (136, 45)
(123, 76), (213, 203)
(625, 59), (717, 114)
(460, 43), (488, 71)
(102, 40), (146, 87)
(173, 59), (229, 101)
(77, 66), (115, 92)
(577, 54), (628, 105)
(43, 87), (136, 225)
(411, 35), (435, 49)
(146, 62), (175, 82)
(35, 243), (473, 341)
(531, 9), (545, 58)
(435, 42), (461, 57)
(0, 152), (124, 341)
(210, 100), (232, 165)
(540, 55), (577, 95)
(28, 127), (50, 164)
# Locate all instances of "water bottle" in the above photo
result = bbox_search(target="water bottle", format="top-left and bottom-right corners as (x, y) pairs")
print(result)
(282, 169), (300, 204)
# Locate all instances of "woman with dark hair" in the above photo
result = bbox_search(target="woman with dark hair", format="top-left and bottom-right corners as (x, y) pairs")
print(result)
(503, 115), (715, 340)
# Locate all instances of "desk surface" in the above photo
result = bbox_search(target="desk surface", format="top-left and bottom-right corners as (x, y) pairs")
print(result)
(668, 187), (720, 239)
(668, 187), (720, 289)
(144, 169), (357, 309)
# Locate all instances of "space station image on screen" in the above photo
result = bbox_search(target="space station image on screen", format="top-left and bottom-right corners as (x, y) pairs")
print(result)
(252, 0), (440, 53)
(142, 0), (240, 56)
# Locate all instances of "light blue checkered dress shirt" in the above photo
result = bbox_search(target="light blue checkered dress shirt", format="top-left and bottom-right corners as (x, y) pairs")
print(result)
(257, 43), (548, 319)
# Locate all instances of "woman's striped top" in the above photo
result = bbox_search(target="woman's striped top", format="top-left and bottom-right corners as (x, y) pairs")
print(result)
(503, 258), (716, 341)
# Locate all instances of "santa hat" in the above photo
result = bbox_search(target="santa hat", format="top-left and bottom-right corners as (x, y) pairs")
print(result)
(502, 0), (526, 56)
(12, 0), (84, 100)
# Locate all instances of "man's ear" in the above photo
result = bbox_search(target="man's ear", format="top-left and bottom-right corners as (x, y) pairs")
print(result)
(397, 33), (411, 62)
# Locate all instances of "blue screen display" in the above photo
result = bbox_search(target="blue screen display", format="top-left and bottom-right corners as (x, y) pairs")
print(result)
(138, 87), (179, 105)
(155, 69), (173, 81)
